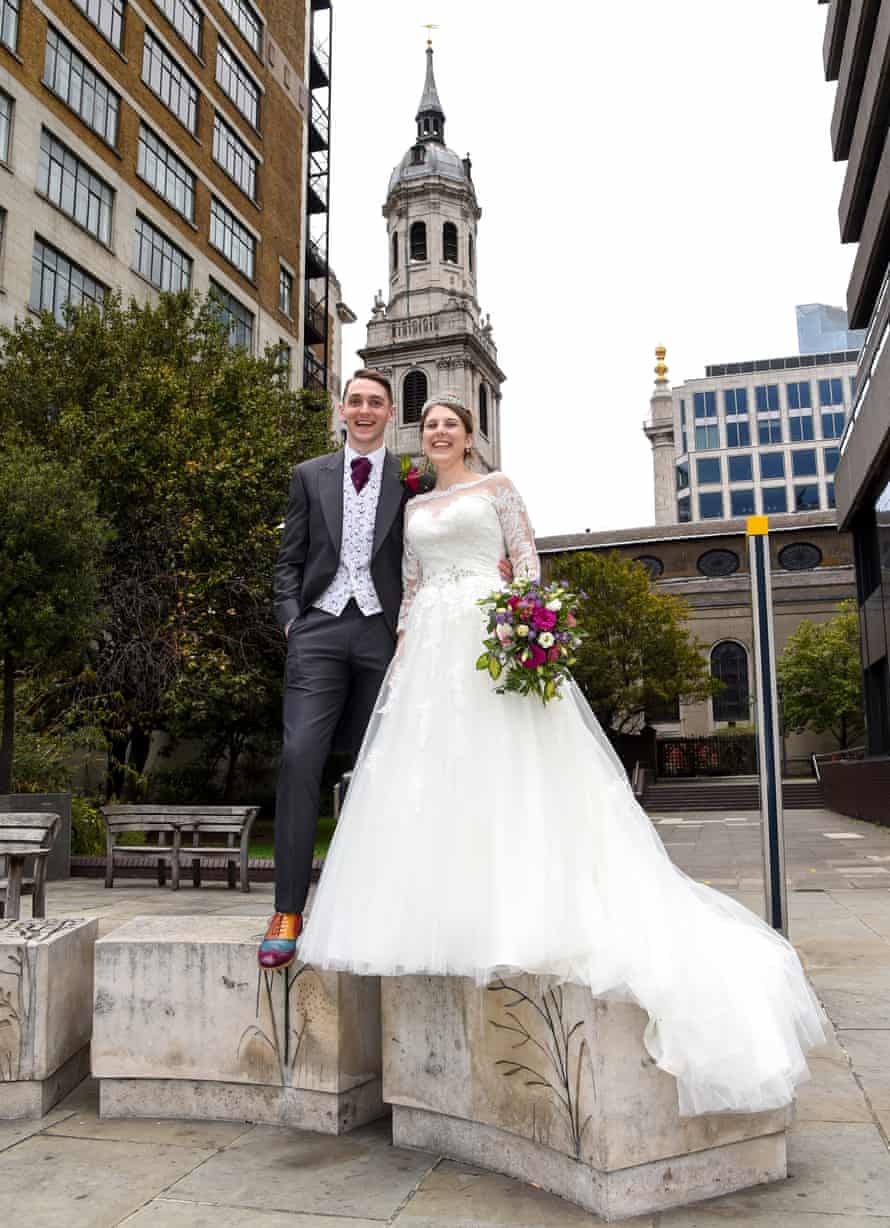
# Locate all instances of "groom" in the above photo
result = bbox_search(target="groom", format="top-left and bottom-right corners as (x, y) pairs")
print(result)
(259, 369), (408, 969)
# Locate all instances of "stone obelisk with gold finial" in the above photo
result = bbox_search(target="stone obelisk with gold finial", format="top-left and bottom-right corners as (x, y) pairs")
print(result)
(644, 345), (676, 525)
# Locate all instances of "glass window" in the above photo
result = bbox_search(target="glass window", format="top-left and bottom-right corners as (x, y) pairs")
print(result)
(694, 424), (719, 450)
(1, 0), (19, 51)
(728, 454), (752, 482)
(755, 384), (779, 412)
(726, 420), (750, 447)
(789, 415), (814, 441)
(694, 390), (717, 418)
(410, 221), (427, 261)
(696, 457), (721, 484)
(730, 488), (755, 516)
(43, 28), (120, 147)
(762, 486), (788, 514)
(818, 377), (844, 406)
(209, 196), (255, 279)
(760, 452), (785, 480)
(711, 642), (749, 722)
(677, 495), (691, 523)
(209, 279), (253, 350)
(699, 491), (724, 519)
(133, 213), (192, 291)
(792, 449), (817, 477)
(216, 40), (260, 129)
(822, 410), (845, 439)
(442, 221), (458, 263)
(137, 123), (195, 220)
(787, 380), (811, 410)
(795, 484), (820, 512)
(278, 265), (292, 316)
(37, 129), (114, 245)
(154, 0), (201, 54)
(0, 89), (11, 162)
(30, 236), (106, 323)
(391, 231), (398, 272)
(143, 29), (198, 132)
(758, 418), (782, 443)
(679, 398), (686, 425)
(70, 0), (123, 49)
(723, 387), (748, 415)
(479, 383), (489, 438)
(827, 481), (836, 508)
(276, 340), (290, 385)
(219, 0), (262, 55)
(676, 462), (689, 490)
(403, 369), (428, 424)
(212, 113), (258, 200)
(824, 446), (840, 475)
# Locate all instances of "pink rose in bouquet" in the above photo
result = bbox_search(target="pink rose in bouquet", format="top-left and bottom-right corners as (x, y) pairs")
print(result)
(532, 607), (557, 632)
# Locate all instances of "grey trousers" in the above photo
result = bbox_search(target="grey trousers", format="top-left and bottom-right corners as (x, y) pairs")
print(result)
(274, 601), (394, 914)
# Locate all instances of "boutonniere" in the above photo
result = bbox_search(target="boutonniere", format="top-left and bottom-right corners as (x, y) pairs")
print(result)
(399, 455), (433, 496)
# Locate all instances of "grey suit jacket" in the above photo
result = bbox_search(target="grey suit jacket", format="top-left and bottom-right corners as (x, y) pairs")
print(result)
(273, 449), (407, 638)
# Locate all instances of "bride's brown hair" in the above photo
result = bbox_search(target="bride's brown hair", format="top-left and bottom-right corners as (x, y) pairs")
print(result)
(419, 394), (477, 463)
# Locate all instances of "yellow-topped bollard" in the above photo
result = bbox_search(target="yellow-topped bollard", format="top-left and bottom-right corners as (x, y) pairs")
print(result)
(746, 515), (769, 537)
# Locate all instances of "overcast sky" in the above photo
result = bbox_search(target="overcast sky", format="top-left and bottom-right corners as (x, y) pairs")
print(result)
(326, 1), (854, 536)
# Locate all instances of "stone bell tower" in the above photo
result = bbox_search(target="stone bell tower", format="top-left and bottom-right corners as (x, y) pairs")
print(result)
(359, 42), (505, 471)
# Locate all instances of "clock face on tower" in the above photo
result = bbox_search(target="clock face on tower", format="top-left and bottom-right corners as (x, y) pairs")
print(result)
(359, 44), (504, 475)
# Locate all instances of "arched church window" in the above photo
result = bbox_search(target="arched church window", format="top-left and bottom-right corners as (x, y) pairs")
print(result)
(710, 641), (749, 723)
(410, 221), (427, 262)
(468, 233), (475, 273)
(479, 382), (489, 438)
(403, 369), (428, 425)
(391, 231), (398, 273)
(442, 222), (458, 263)
(423, 118), (430, 134)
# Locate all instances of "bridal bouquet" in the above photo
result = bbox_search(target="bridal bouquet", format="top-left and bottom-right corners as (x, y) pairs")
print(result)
(476, 579), (586, 704)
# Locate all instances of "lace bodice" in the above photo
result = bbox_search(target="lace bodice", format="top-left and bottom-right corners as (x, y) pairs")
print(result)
(397, 473), (539, 631)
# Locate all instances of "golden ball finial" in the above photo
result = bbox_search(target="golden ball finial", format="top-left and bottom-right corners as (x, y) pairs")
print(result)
(654, 345), (668, 382)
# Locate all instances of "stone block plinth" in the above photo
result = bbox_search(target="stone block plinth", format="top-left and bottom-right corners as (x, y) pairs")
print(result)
(0, 918), (96, 1118)
(382, 975), (791, 1222)
(92, 917), (384, 1133)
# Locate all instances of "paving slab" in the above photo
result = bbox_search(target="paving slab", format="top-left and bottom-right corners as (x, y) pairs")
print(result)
(0, 1133), (216, 1227)
(792, 1056), (872, 1123)
(120, 1202), (385, 1226)
(164, 1118), (438, 1221)
(0, 1105), (75, 1153)
(837, 1028), (890, 1068)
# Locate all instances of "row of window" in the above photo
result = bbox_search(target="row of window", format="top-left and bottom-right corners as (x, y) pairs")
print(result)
(636, 542), (823, 584)
(394, 221), (475, 271)
(685, 378), (849, 421)
(677, 482), (835, 521)
(687, 409), (846, 451)
(399, 369), (492, 438)
(678, 446), (840, 490)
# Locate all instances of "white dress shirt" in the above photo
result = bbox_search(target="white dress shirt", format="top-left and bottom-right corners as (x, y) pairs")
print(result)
(313, 443), (386, 617)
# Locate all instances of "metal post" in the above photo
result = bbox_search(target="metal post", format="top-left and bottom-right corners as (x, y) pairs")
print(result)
(747, 515), (788, 935)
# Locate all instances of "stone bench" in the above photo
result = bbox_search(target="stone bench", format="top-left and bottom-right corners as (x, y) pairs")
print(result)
(0, 917), (96, 1119)
(100, 805), (260, 891)
(382, 975), (791, 1222)
(0, 812), (60, 919)
(92, 916), (384, 1133)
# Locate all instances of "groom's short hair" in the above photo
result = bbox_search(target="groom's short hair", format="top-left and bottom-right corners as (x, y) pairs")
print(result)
(342, 368), (393, 404)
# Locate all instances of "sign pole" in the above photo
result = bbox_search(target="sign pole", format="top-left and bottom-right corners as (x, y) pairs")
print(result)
(746, 515), (788, 936)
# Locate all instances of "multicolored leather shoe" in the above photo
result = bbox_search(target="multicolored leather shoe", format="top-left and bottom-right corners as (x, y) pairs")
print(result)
(258, 911), (302, 970)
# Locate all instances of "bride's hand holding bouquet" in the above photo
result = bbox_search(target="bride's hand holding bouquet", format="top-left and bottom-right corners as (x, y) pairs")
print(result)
(476, 579), (586, 704)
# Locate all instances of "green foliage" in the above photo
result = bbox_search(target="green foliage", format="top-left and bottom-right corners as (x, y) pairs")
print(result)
(0, 292), (332, 799)
(777, 600), (864, 749)
(546, 552), (719, 733)
(71, 795), (105, 856)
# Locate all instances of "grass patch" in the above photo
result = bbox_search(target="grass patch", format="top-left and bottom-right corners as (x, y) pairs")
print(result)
(249, 815), (335, 862)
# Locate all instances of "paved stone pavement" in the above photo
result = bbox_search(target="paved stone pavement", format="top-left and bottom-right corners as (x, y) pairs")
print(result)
(3, 804), (890, 1225)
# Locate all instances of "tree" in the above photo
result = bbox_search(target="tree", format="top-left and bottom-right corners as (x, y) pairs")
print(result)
(546, 551), (719, 733)
(0, 292), (332, 795)
(0, 441), (109, 791)
(777, 601), (864, 749)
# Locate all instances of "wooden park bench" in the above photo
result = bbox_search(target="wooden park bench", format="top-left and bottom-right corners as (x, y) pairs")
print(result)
(100, 805), (260, 892)
(0, 812), (61, 920)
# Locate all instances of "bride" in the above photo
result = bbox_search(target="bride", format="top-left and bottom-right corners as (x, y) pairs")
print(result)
(299, 393), (827, 1118)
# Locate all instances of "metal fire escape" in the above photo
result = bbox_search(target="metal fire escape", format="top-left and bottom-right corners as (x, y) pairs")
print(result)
(303, 0), (331, 391)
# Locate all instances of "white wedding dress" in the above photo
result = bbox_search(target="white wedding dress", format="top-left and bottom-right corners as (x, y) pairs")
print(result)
(299, 472), (827, 1116)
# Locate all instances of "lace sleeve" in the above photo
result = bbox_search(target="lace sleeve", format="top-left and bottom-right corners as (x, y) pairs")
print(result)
(493, 476), (540, 582)
(397, 527), (422, 633)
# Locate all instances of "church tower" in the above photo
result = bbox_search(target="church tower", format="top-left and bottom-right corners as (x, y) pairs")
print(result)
(360, 43), (505, 470)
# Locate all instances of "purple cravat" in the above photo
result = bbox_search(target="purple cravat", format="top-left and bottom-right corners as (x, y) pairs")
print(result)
(351, 455), (372, 494)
